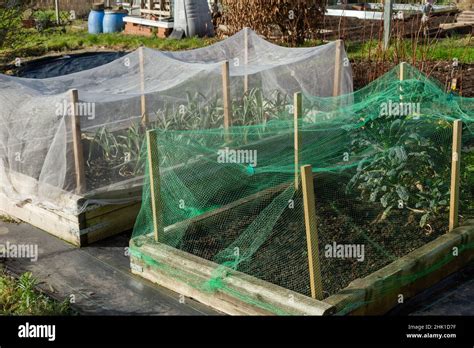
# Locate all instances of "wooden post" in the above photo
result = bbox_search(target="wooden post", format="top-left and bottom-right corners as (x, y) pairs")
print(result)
(244, 27), (249, 94)
(383, 0), (393, 50)
(399, 61), (406, 101)
(294, 92), (302, 190)
(139, 47), (148, 126)
(399, 61), (406, 81)
(333, 40), (342, 97)
(222, 61), (232, 141)
(301, 165), (324, 300)
(70, 89), (86, 194)
(449, 120), (462, 232)
(450, 78), (457, 92)
(146, 130), (164, 242)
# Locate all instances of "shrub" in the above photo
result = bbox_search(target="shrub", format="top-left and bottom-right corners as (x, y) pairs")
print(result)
(218, 0), (325, 45)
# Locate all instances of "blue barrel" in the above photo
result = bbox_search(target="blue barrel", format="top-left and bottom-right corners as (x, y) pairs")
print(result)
(88, 4), (105, 34)
(103, 10), (128, 33)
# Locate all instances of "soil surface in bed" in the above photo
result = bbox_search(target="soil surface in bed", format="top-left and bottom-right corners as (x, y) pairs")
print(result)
(176, 176), (450, 299)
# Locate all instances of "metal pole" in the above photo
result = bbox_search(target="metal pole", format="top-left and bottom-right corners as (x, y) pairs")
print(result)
(55, 0), (60, 25)
(383, 0), (393, 50)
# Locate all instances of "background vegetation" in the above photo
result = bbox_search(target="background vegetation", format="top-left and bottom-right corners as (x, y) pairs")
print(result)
(0, 270), (73, 315)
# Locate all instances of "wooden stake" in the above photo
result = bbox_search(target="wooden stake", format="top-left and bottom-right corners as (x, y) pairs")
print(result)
(451, 78), (457, 92)
(244, 27), (249, 94)
(294, 92), (302, 190)
(301, 165), (323, 300)
(332, 39), (343, 97)
(139, 47), (148, 126)
(222, 61), (232, 141)
(399, 61), (406, 81)
(146, 130), (164, 242)
(449, 120), (462, 232)
(399, 61), (406, 101)
(70, 89), (86, 194)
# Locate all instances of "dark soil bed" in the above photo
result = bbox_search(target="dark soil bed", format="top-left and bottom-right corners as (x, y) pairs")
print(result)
(352, 60), (474, 97)
(176, 174), (449, 299)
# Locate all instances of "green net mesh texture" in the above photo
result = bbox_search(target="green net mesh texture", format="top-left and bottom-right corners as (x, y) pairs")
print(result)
(132, 63), (474, 306)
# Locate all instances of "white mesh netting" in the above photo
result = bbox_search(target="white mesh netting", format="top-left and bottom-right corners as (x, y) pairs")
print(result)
(0, 29), (353, 214)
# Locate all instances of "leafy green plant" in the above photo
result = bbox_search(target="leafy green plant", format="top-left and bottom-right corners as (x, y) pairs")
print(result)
(85, 88), (290, 183)
(86, 122), (145, 178)
(0, 271), (72, 315)
(347, 116), (452, 228)
(233, 88), (289, 126)
(151, 92), (222, 131)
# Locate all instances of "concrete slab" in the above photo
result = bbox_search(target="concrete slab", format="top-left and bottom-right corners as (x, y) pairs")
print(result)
(0, 220), (219, 315)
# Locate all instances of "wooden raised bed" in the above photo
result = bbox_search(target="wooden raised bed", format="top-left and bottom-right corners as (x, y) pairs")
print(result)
(0, 169), (142, 246)
(129, 236), (335, 315)
(129, 219), (474, 316)
(128, 91), (471, 315)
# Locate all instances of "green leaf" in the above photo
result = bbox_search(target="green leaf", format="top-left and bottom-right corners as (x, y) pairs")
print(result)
(420, 213), (429, 228)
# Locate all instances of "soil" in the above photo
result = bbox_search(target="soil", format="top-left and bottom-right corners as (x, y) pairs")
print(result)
(352, 60), (474, 97)
(177, 174), (450, 299)
(85, 157), (127, 191)
(83, 137), (140, 192)
(321, 11), (459, 42)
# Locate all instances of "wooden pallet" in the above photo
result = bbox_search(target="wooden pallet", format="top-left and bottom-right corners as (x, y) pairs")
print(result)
(0, 170), (142, 247)
(140, 0), (172, 18)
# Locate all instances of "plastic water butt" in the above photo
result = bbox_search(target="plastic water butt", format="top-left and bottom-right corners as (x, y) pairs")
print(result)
(88, 3), (105, 34)
(103, 9), (128, 33)
(174, 0), (214, 37)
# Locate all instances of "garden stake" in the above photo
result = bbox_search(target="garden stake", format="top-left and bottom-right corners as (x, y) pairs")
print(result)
(399, 61), (406, 101)
(301, 165), (323, 300)
(333, 39), (343, 97)
(139, 47), (148, 126)
(222, 60), (232, 143)
(146, 130), (164, 242)
(294, 92), (302, 190)
(70, 89), (86, 194)
(244, 27), (249, 94)
(449, 120), (462, 232)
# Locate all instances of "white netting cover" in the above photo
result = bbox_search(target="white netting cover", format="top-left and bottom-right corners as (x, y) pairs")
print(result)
(0, 29), (353, 214)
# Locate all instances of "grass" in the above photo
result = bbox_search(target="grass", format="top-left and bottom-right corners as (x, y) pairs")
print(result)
(0, 26), (214, 62)
(1, 24), (473, 64)
(0, 270), (73, 315)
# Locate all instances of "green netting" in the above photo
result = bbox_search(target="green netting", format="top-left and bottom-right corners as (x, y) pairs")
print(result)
(131, 63), (473, 313)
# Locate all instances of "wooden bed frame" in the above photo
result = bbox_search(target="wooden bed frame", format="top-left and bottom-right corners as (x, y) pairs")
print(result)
(0, 169), (142, 246)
